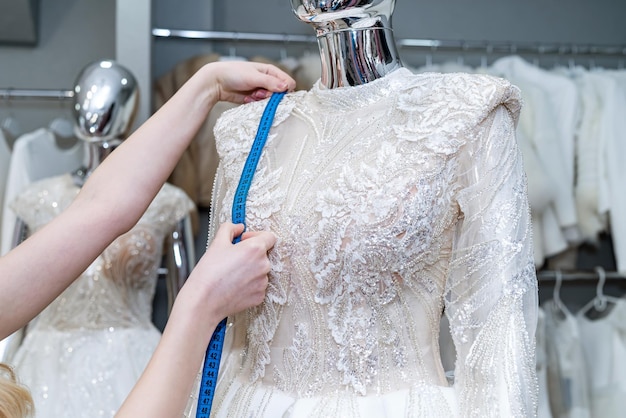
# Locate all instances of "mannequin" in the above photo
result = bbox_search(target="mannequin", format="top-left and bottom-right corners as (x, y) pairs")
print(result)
(72, 60), (194, 310)
(4, 61), (195, 418)
(193, 1), (538, 417)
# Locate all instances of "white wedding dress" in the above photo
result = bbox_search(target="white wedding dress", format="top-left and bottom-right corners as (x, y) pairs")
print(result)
(189, 68), (538, 417)
(8, 174), (194, 418)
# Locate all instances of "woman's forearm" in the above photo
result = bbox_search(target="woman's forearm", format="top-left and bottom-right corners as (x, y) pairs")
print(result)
(0, 203), (109, 338)
(0, 69), (220, 339)
(78, 65), (222, 236)
(115, 223), (275, 417)
(115, 285), (218, 417)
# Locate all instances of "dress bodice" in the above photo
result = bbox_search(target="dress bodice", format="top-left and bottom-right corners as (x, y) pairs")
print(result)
(206, 68), (538, 417)
(11, 174), (194, 330)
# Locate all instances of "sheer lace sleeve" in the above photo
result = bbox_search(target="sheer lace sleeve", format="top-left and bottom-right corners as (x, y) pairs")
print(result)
(445, 104), (538, 417)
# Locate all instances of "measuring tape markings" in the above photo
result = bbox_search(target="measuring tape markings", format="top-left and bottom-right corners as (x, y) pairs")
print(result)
(196, 91), (286, 417)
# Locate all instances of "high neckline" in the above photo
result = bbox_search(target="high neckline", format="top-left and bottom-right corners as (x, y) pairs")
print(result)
(308, 67), (411, 111)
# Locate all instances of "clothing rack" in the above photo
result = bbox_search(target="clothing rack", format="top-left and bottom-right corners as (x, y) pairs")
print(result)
(0, 88), (74, 101)
(152, 28), (626, 58)
(537, 270), (626, 282)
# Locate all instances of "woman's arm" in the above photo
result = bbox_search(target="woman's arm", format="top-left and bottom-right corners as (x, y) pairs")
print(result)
(80, 61), (294, 236)
(0, 62), (295, 339)
(116, 222), (276, 418)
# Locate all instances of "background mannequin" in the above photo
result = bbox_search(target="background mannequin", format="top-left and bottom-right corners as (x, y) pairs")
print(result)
(3, 60), (195, 418)
(192, 1), (538, 417)
(69, 60), (195, 313)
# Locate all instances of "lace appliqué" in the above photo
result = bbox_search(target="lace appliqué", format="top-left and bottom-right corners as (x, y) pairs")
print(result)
(307, 138), (462, 394)
(208, 69), (537, 417)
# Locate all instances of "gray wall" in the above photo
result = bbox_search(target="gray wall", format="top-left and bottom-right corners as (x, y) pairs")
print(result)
(207, 1), (626, 68)
(0, 0), (116, 138)
(150, 1), (626, 78)
(151, 0), (214, 80)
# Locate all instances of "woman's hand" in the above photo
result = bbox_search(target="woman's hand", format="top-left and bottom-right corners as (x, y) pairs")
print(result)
(182, 222), (277, 323)
(116, 222), (276, 418)
(201, 61), (296, 104)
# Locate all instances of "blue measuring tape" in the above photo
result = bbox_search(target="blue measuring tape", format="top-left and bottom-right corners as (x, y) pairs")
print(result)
(195, 91), (286, 418)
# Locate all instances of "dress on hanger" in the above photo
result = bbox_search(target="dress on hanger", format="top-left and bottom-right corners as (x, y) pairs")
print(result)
(565, 69), (626, 272)
(0, 128), (84, 256)
(542, 299), (591, 418)
(188, 68), (538, 417)
(561, 68), (609, 247)
(576, 299), (626, 417)
(594, 70), (626, 273)
(8, 173), (194, 418)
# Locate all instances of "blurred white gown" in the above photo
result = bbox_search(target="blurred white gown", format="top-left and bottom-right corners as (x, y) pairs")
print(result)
(189, 68), (538, 417)
(577, 299), (626, 417)
(9, 174), (193, 418)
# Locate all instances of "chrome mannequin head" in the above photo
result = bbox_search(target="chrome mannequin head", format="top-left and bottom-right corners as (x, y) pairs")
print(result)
(72, 60), (138, 144)
(290, 0), (402, 88)
(290, 0), (395, 36)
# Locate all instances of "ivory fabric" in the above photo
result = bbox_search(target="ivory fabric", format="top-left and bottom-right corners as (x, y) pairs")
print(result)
(186, 68), (538, 417)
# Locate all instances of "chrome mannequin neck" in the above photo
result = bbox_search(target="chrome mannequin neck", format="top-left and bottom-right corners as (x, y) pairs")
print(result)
(291, 0), (403, 88)
(72, 139), (122, 187)
(316, 24), (402, 88)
